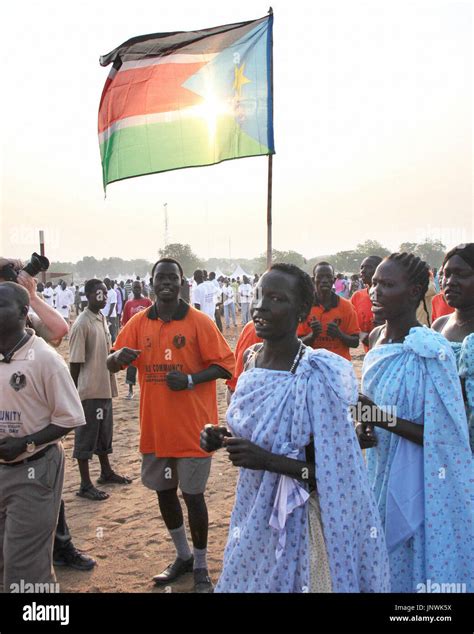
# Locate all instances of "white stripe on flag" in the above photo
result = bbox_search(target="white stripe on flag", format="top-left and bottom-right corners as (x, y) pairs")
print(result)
(119, 52), (217, 73)
(99, 108), (198, 144)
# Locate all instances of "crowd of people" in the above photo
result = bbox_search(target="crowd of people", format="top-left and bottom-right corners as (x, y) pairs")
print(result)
(34, 271), (261, 338)
(0, 244), (472, 594)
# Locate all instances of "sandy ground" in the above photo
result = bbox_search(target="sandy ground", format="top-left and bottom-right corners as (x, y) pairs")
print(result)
(55, 323), (365, 593)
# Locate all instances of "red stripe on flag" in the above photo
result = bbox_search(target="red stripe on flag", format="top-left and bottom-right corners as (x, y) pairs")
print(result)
(98, 62), (207, 134)
(99, 74), (114, 112)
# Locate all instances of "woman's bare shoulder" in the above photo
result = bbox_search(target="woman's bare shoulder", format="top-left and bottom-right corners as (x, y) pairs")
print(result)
(431, 314), (450, 333)
(368, 325), (385, 349)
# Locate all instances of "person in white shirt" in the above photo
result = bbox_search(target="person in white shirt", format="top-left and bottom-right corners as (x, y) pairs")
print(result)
(190, 273), (199, 306)
(209, 272), (223, 332)
(42, 281), (54, 307)
(193, 270), (218, 321)
(100, 278), (117, 343)
(79, 284), (87, 312)
(238, 276), (253, 325)
(210, 273), (220, 291)
(114, 282), (125, 322)
(55, 281), (74, 323)
(222, 279), (237, 328)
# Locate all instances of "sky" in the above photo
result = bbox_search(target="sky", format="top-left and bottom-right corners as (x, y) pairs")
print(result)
(1, 0), (472, 264)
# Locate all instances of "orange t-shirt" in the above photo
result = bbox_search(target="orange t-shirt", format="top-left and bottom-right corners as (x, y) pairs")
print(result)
(351, 287), (374, 352)
(350, 288), (373, 332)
(431, 292), (455, 322)
(226, 321), (262, 391)
(113, 301), (235, 458)
(297, 295), (359, 361)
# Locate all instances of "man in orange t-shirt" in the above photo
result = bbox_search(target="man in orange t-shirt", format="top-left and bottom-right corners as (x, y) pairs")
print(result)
(350, 256), (383, 351)
(297, 261), (359, 361)
(107, 258), (234, 593)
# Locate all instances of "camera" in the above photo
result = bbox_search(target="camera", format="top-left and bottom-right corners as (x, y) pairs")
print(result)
(0, 253), (50, 282)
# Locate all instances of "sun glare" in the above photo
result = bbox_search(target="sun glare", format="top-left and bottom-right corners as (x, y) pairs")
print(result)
(188, 79), (232, 145)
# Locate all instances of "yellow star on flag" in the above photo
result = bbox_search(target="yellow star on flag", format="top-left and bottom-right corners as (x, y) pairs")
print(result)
(233, 63), (251, 97)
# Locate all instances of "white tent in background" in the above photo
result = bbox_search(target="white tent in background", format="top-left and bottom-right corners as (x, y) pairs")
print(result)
(214, 268), (226, 280)
(230, 264), (252, 280)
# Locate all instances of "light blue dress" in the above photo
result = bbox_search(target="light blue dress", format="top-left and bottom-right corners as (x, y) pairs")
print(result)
(215, 348), (390, 593)
(449, 333), (474, 453)
(363, 327), (474, 592)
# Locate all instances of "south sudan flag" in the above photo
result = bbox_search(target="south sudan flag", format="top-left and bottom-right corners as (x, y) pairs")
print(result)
(98, 14), (274, 190)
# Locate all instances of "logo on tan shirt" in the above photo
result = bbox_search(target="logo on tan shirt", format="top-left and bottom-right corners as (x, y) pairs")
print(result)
(10, 372), (26, 392)
(173, 334), (186, 349)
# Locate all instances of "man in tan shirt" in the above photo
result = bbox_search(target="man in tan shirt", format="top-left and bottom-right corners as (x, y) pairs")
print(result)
(69, 278), (131, 501)
(0, 282), (85, 589)
(0, 260), (96, 571)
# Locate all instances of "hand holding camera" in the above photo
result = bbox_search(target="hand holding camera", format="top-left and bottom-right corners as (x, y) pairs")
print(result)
(0, 258), (24, 274)
(0, 253), (50, 283)
(16, 271), (38, 301)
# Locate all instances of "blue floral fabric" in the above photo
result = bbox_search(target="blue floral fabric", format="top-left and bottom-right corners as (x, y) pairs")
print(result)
(362, 327), (474, 593)
(215, 348), (390, 593)
(450, 333), (474, 452)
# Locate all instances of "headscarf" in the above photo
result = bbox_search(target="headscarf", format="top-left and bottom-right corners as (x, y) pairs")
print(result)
(442, 243), (474, 269)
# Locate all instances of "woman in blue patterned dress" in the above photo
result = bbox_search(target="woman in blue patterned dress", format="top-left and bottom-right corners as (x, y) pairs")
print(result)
(358, 253), (473, 593)
(201, 263), (390, 593)
(432, 243), (474, 453)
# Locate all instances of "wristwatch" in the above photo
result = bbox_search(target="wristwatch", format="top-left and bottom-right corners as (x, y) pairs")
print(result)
(187, 374), (194, 390)
(25, 439), (36, 453)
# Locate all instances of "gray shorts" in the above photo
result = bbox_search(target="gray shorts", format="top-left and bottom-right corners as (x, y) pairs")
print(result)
(141, 454), (211, 494)
(73, 399), (113, 460)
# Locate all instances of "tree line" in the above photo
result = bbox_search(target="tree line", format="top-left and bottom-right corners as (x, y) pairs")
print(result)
(49, 238), (447, 279)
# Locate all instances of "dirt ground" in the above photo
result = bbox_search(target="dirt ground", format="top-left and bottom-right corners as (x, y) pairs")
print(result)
(55, 324), (365, 593)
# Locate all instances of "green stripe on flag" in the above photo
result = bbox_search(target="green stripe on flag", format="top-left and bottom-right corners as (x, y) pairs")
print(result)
(100, 115), (271, 187)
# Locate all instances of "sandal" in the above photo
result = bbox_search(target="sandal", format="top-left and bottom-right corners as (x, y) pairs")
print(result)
(76, 485), (109, 501)
(97, 472), (132, 485)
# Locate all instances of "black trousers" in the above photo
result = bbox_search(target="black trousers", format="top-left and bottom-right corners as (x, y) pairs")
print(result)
(53, 499), (72, 556)
(214, 308), (223, 332)
(126, 365), (137, 385)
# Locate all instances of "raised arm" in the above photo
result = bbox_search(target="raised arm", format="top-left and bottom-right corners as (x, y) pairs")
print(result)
(18, 272), (69, 341)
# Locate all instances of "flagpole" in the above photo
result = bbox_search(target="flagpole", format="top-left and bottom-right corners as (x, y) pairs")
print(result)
(266, 6), (274, 270)
(39, 230), (46, 285)
(266, 155), (273, 269)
